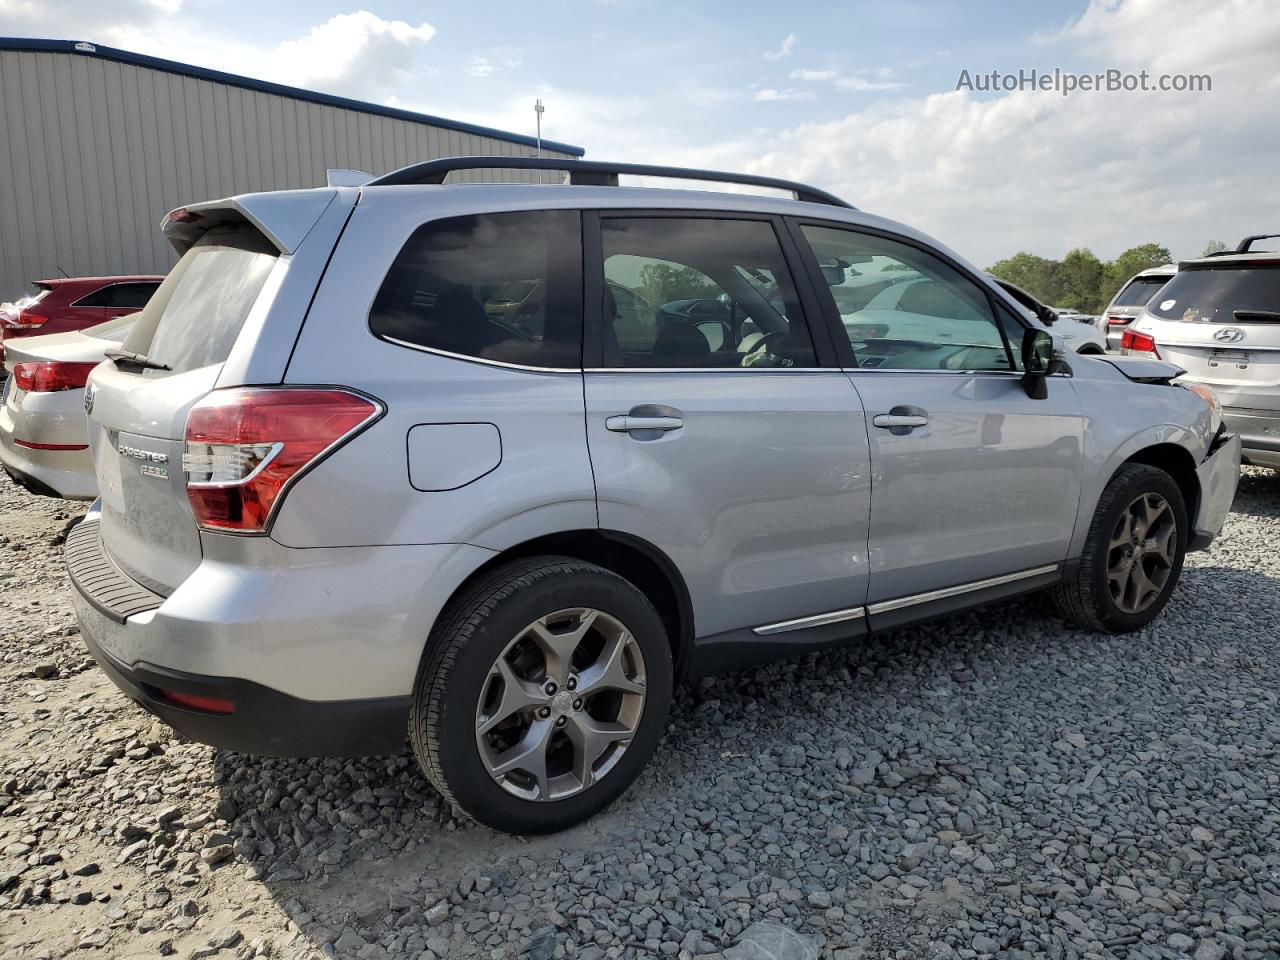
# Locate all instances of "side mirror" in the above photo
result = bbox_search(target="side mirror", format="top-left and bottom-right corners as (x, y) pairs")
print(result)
(1036, 305), (1058, 326)
(820, 263), (846, 285)
(1021, 328), (1054, 399)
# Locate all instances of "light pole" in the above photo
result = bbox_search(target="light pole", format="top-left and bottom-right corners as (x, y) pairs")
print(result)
(534, 98), (545, 184)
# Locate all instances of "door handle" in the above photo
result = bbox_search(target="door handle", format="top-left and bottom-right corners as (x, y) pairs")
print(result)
(605, 415), (684, 433)
(872, 414), (928, 429)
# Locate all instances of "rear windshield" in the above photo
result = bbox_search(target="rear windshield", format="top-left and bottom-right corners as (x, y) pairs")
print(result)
(1112, 275), (1169, 307)
(124, 223), (278, 374)
(1146, 266), (1280, 323)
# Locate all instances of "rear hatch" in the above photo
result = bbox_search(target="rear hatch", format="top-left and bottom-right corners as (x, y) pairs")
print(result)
(1141, 261), (1280, 411)
(85, 220), (286, 594)
(1105, 274), (1171, 329)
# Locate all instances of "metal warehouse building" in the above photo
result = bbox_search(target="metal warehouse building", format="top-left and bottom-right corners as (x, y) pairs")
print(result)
(0, 37), (584, 298)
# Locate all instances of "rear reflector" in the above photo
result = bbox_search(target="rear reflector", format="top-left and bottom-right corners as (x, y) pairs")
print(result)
(158, 689), (235, 714)
(14, 439), (89, 451)
(12, 361), (99, 393)
(1120, 330), (1160, 357)
(183, 387), (381, 533)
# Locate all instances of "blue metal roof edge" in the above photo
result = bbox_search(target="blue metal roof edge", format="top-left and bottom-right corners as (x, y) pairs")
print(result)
(0, 36), (586, 157)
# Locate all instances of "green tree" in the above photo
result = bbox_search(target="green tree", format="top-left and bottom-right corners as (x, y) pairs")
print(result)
(987, 252), (1061, 305)
(1100, 243), (1173, 307)
(1202, 240), (1227, 256)
(1057, 248), (1106, 314)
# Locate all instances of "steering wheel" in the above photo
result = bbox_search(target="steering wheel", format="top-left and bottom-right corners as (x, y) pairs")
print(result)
(741, 330), (789, 366)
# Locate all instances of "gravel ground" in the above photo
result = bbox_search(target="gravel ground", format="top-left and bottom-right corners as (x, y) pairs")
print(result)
(1, 467), (1278, 960)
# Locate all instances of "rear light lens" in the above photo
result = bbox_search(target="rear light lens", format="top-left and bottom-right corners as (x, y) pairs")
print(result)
(1120, 330), (1160, 357)
(12, 361), (99, 393)
(1106, 314), (1131, 326)
(183, 387), (381, 533)
(7, 311), (49, 330)
(158, 689), (235, 715)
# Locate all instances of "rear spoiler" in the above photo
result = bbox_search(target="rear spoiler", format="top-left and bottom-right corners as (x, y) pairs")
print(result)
(161, 189), (341, 256)
(1094, 356), (1186, 384)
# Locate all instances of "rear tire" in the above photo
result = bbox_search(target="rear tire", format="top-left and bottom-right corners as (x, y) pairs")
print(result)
(1053, 463), (1187, 632)
(409, 556), (672, 834)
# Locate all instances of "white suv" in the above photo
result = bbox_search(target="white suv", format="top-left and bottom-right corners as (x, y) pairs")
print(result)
(1123, 235), (1279, 469)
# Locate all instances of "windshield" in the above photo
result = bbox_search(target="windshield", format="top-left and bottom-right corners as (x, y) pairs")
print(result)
(1113, 276), (1170, 308)
(124, 222), (279, 374)
(1145, 266), (1280, 323)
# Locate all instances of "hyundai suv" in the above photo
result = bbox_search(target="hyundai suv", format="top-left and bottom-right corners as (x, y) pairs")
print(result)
(1122, 234), (1280, 469)
(66, 158), (1240, 834)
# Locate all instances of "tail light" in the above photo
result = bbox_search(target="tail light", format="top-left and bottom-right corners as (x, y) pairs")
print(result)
(5, 311), (49, 331)
(12, 361), (99, 393)
(1120, 330), (1160, 357)
(182, 387), (381, 533)
(1106, 314), (1130, 326)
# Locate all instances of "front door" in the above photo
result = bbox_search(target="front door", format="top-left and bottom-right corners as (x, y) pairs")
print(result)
(794, 222), (1083, 620)
(583, 213), (872, 644)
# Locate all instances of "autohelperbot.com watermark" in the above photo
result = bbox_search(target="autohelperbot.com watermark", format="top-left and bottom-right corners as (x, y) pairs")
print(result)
(956, 68), (1212, 96)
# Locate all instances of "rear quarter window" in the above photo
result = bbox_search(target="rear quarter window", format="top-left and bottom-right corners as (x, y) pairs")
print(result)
(369, 210), (583, 369)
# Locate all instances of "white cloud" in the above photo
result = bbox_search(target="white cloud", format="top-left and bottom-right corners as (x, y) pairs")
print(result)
(268, 12), (436, 100)
(833, 74), (906, 92)
(661, 0), (1280, 266)
(753, 87), (813, 102)
(763, 33), (797, 61)
(789, 68), (837, 81)
(466, 53), (522, 79)
(0, 0), (181, 33)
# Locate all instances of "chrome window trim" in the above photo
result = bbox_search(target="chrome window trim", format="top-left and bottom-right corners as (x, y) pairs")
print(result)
(867, 564), (1060, 615)
(380, 336), (581, 375)
(753, 606), (865, 636)
(587, 366), (832, 374)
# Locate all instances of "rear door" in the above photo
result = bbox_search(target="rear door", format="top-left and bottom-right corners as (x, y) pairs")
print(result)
(793, 221), (1083, 621)
(583, 212), (872, 644)
(1139, 262), (1280, 414)
(86, 222), (283, 593)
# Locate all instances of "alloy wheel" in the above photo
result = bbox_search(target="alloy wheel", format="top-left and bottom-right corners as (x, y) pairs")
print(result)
(1106, 492), (1177, 614)
(475, 608), (647, 801)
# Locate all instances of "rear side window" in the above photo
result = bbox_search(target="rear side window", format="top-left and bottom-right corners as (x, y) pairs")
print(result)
(125, 223), (279, 374)
(1146, 266), (1280, 323)
(1112, 276), (1169, 308)
(370, 211), (583, 369)
(74, 282), (158, 309)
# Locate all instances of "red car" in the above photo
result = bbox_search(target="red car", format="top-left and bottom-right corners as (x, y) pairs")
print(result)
(0, 275), (164, 364)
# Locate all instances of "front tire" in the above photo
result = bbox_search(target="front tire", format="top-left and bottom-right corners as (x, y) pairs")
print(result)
(1053, 463), (1188, 632)
(410, 557), (673, 834)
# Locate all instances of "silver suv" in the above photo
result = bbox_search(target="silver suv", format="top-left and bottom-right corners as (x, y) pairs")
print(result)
(67, 158), (1241, 834)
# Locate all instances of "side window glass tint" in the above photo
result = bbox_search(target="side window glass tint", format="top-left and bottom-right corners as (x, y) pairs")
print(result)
(74, 286), (115, 307)
(801, 224), (1014, 372)
(108, 283), (159, 308)
(598, 218), (816, 369)
(370, 211), (583, 369)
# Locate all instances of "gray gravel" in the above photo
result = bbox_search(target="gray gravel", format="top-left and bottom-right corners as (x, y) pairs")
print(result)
(1, 467), (1278, 960)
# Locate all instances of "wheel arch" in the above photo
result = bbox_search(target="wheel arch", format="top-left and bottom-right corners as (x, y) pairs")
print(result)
(441, 529), (695, 676)
(1122, 442), (1200, 520)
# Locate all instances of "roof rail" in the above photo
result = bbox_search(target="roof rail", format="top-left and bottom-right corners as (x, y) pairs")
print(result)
(1236, 233), (1280, 253)
(366, 156), (854, 208)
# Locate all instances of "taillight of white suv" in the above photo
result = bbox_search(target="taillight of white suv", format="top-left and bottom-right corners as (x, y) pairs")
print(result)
(182, 387), (382, 533)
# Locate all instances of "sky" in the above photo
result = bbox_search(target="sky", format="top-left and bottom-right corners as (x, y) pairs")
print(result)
(1, 0), (1278, 267)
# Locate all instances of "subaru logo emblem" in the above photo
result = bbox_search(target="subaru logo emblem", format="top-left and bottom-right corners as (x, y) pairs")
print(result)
(1213, 327), (1245, 344)
(83, 384), (96, 416)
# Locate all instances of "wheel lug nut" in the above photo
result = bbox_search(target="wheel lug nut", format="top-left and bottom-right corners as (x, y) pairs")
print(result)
(544, 681), (557, 696)
(573, 698), (583, 711)
(555, 716), (567, 727)
(537, 706), (551, 719)
(566, 677), (577, 691)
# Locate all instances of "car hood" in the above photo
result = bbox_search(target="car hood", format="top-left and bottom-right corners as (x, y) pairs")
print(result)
(1092, 355), (1186, 384)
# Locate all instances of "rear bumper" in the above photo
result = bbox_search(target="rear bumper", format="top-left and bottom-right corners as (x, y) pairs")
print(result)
(65, 511), (496, 756)
(1189, 431), (1242, 550)
(1222, 408), (1280, 468)
(0, 384), (97, 499)
(80, 626), (410, 757)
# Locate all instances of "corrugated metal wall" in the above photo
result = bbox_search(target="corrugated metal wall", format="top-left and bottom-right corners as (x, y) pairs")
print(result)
(0, 49), (577, 297)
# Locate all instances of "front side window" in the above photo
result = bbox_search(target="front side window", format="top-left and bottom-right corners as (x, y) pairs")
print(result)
(598, 217), (816, 368)
(370, 210), (583, 369)
(801, 224), (1015, 372)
